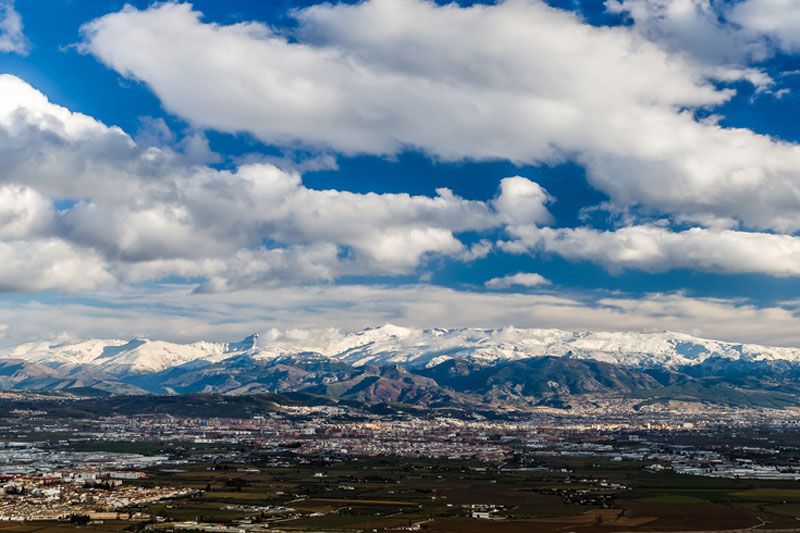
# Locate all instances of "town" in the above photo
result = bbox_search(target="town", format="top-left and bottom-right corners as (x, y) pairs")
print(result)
(1, 395), (800, 530)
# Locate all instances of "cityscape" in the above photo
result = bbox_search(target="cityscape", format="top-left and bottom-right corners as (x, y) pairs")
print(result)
(1, 393), (800, 530)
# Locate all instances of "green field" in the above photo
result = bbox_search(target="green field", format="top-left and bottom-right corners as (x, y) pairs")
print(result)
(143, 456), (800, 530)
(11, 454), (800, 531)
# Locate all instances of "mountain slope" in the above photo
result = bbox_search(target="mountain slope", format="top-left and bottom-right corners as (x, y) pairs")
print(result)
(1, 336), (260, 373)
(0, 359), (144, 394)
(4, 325), (800, 374)
(2, 326), (800, 408)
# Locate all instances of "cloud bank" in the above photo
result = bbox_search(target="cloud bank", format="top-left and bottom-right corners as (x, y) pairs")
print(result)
(80, 0), (800, 232)
(4, 286), (800, 349)
(0, 74), (555, 292)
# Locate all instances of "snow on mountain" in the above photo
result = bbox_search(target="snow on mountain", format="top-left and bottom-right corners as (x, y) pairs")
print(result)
(2, 324), (800, 374)
(251, 324), (800, 368)
(1, 337), (256, 373)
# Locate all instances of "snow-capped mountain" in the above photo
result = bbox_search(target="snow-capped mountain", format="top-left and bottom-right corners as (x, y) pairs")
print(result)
(2, 324), (800, 374)
(1, 334), (259, 373)
(3, 325), (800, 407)
(251, 324), (800, 369)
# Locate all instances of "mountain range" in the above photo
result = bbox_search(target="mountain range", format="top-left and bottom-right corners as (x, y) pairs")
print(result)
(2, 324), (800, 408)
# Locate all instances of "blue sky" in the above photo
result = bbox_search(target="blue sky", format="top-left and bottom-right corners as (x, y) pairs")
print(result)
(3, 0), (800, 345)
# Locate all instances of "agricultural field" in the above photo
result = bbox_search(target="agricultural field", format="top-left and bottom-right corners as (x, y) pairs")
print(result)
(11, 454), (800, 532)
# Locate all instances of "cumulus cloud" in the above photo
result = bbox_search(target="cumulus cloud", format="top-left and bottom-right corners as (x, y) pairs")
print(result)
(606, 0), (769, 66)
(0, 184), (111, 291)
(9, 72), (800, 288)
(728, 0), (800, 55)
(0, 0), (26, 55)
(0, 239), (111, 292)
(5, 0), (800, 330)
(486, 272), (551, 289)
(492, 177), (553, 226)
(78, 0), (800, 231)
(503, 223), (800, 277)
(9, 72), (800, 289)
(607, 0), (800, 90)
(0, 74), (555, 292)
(0, 185), (52, 238)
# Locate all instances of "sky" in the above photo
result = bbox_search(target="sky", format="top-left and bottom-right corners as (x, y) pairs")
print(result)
(3, 0), (800, 346)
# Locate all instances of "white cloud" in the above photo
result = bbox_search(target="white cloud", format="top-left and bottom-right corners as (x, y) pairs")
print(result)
(486, 272), (551, 289)
(606, 0), (770, 66)
(8, 72), (800, 288)
(0, 0), (26, 55)
(8, 72), (800, 287)
(78, 0), (800, 231)
(192, 244), (341, 293)
(503, 223), (800, 276)
(492, 177), (553, 226)
(0, 185), (52, 238)
(0, 74), (144, 203)
(729, 0), (800, 55)
(4, 0), (800, 339)
(3, 285), (800, 348)
(606, 0), (800, 93)
(604, 0), (800, 93)
(0, 74), (556, 292)
(0, 239), (111, 292)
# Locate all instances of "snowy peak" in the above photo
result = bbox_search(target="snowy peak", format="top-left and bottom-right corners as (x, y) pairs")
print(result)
(226, 334), (259, 353)
(3, 338), (130, 367)
(0, 334), (262, 374)
(1, 326), (800, 375)
(246, 326), (800, 369)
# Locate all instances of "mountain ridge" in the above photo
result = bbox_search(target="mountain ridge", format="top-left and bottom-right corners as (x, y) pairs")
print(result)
(3, 325), (800, 408)
(3, 324), (800, 374)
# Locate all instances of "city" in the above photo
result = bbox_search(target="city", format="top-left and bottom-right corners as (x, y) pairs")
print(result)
(1, 393), (800, 530)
